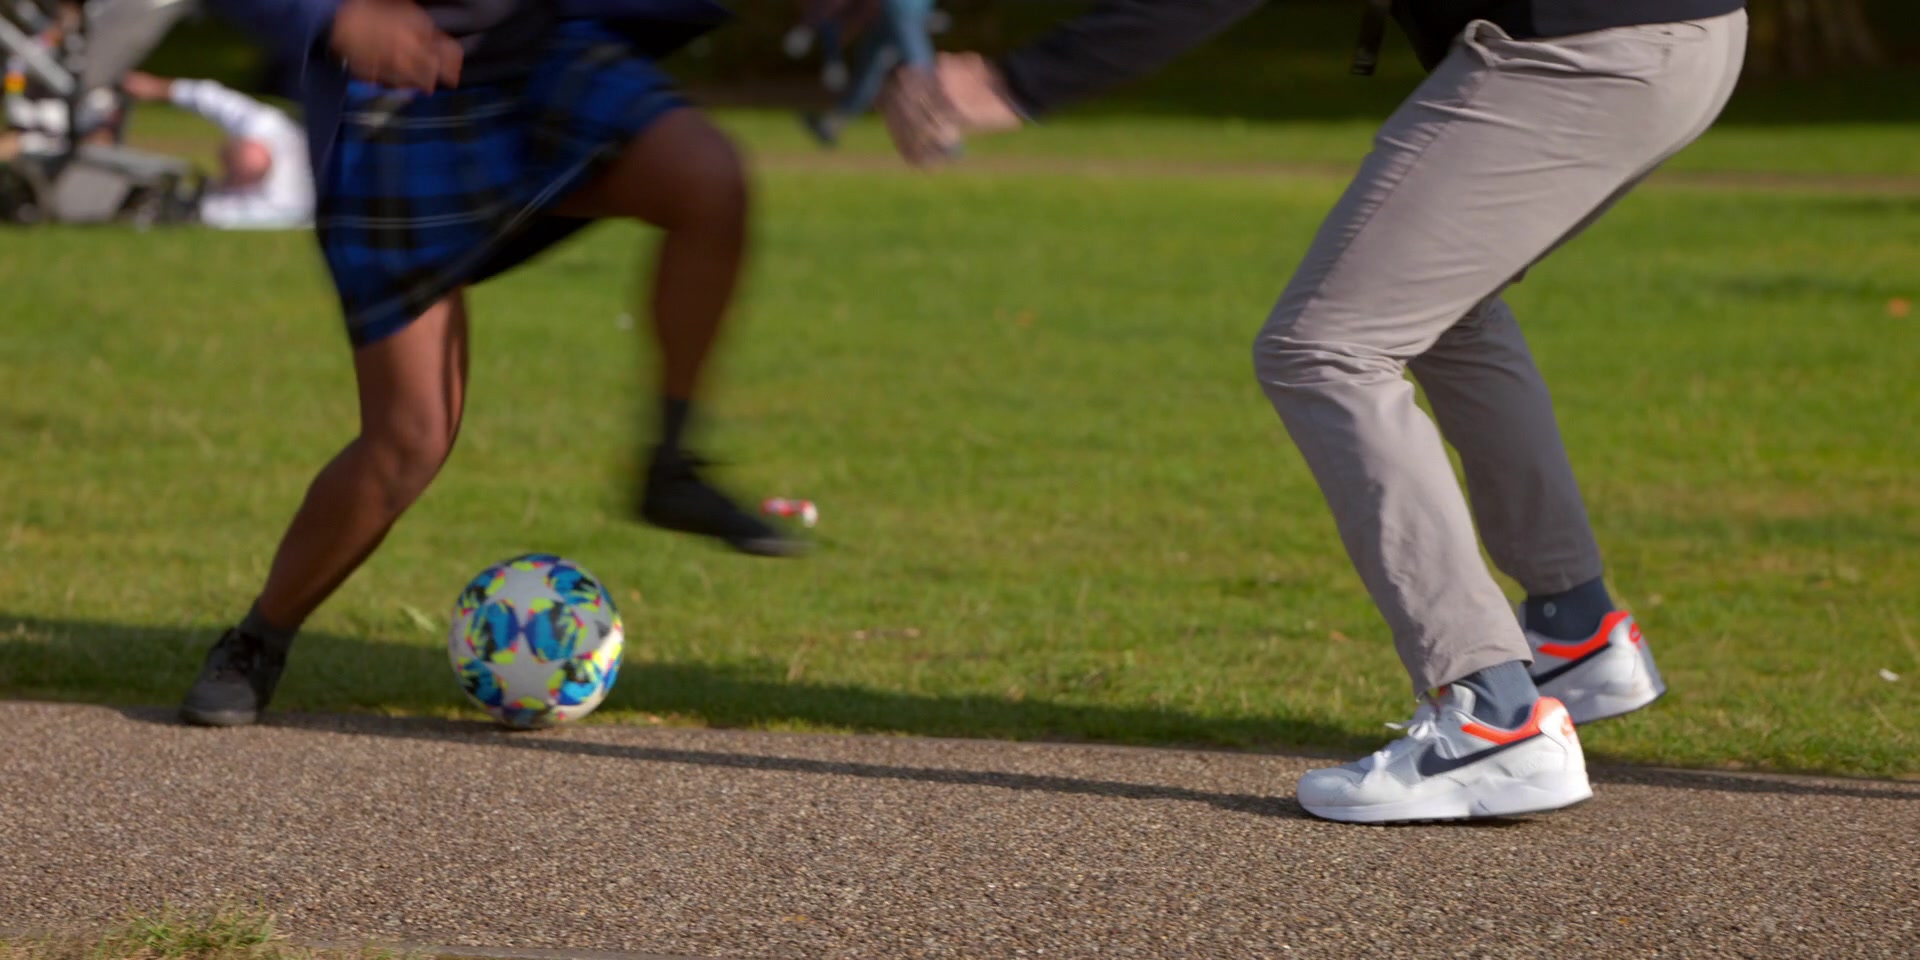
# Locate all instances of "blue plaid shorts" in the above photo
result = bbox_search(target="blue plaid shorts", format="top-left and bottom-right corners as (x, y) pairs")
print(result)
(318, 20), (688, 346)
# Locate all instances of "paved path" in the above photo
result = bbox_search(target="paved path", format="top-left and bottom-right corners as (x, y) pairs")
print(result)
(2, 702), (1916, 959)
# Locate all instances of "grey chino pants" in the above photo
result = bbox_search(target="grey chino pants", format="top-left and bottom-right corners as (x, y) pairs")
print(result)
(1253, 12), (1748, 692)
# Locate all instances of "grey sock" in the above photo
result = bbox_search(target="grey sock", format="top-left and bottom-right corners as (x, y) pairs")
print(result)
(240, 601), (299, 654)
(1453, 660), (1539, 729)
(1523, 576), (1614, 640)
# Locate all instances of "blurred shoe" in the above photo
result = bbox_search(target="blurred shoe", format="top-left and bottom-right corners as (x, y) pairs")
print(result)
(823, 60), (850, 92)
(800, 111), (841, 149)
(783, 25), (815, 59)
(637, 447), (807, 558)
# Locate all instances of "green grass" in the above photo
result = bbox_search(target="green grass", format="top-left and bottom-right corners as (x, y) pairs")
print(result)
(0, 906), (420, 959)
(2, 81), (1917, 781)
(721, 107), (1920, 180)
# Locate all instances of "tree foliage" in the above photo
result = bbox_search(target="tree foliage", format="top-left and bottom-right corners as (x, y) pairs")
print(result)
(1747, 0), (1889, 73)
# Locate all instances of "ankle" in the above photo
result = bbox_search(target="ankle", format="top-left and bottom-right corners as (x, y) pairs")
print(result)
(659, 395), (693, 453)
(1523, 576), (1614, 640)
(240, 600), (300, 653)
(1450, 660), (1539, 728)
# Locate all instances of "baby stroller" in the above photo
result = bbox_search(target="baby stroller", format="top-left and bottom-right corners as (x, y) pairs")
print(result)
(1, 0), (202, 225)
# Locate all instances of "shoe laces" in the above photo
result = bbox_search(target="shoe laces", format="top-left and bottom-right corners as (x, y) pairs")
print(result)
(209, 631), (265, 680)
(1368, 699), (1443, 768)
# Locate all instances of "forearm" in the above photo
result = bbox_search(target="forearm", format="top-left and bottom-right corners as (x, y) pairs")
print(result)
(996, 0), (1267, 118)
(169, 79), (278, 138)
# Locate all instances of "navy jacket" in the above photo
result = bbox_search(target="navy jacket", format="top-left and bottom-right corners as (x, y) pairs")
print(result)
(206, 0), (730, 181)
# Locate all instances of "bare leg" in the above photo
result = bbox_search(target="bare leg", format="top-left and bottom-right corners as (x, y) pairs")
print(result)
(554, 109), (747, 402)
(554, 109), (802, 557)
(255, 293), (471, 627)
(181, 293), (471, 725)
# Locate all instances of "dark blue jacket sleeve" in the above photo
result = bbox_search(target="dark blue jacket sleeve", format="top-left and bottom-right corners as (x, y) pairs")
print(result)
(204, 0), (341, 61)
(997, 0), (1266, 118)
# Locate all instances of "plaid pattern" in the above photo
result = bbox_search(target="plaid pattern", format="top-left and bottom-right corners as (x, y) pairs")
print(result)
(318, 20), (687, 346)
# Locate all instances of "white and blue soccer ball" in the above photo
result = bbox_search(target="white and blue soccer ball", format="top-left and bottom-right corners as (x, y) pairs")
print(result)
(447, 554), (624, 730)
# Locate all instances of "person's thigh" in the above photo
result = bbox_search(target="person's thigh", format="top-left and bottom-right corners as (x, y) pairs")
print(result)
(550, 108), (746, 229)
(1266, 13), (1746, 359)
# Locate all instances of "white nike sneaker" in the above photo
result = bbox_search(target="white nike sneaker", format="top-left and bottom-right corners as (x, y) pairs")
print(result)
(1524, 609), (1666, 724)
(1296, 687), (1591, 824)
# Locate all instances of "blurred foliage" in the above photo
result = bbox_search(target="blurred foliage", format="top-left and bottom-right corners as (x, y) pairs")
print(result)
(143, 0), (1920, 108)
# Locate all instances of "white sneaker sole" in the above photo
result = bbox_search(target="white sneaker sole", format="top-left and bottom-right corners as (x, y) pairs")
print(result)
(1538, 644), (1667, 725)
(1553, 679), (1666, 725)
(1300, 769), (1594, 825)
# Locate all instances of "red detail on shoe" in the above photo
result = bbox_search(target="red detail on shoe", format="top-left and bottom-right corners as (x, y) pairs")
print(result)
(1628, 620), (1644, 648)
(1459, 697), (1565, 746)
(1535, 610), (1634, 660)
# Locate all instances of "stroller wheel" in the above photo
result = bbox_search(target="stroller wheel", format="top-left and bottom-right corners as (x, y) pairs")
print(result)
(0, 165), (38, 224)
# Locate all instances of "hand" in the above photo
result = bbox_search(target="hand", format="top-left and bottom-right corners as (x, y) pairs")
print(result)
(329, 0), (463, 92)
(878, 65), (962, 169)
(879, 53), (1024, 170)
(121, 71), (172, 102)
(933, 53), (1024, 135)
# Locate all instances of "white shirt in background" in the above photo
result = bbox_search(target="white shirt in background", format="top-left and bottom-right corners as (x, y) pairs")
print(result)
(168, 79), (313, 230)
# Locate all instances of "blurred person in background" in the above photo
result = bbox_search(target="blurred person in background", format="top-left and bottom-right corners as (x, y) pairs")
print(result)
(798, 0), (946, 151)
(121, 69), (312, 229)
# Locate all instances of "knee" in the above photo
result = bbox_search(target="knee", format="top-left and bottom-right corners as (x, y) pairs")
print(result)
(1251, 300), (1403, 400)
(361, 416), (457, 514)
(1250, 307), (1323, 394)
(656, 130), (749, 234)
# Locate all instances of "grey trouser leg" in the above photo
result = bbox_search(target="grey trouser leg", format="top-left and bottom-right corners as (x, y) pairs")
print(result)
(1410, 296), (1602, 596)
(1252, 13), (1748, 693)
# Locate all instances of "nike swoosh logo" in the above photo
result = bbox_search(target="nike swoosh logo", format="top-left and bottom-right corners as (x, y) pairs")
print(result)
(1415, 734), (1542, 777)
(1533, 645), (1610, 686)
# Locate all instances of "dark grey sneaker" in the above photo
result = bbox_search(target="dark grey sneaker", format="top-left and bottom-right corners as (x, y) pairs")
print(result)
(800, 111), (841, 149)
(637, 447), (807, 558)
(179, 628), (290, 727)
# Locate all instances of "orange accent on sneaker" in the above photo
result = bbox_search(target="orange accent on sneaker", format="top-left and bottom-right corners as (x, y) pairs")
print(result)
(1459, 697), (1567, 745)
(1535, 610), (1634, 660)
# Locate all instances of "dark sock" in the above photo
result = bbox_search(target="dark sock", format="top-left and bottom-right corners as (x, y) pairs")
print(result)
(1452, 660), (1539, 728)
(239, 601), (299, 653)
(1523, 576), (1614, 640)
(660, 396), (693, 455)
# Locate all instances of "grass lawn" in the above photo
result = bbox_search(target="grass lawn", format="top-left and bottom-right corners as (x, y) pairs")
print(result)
(1, 67), (1916, 781)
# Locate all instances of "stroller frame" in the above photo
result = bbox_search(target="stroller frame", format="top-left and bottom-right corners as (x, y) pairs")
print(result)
(2, 0), (204, 225)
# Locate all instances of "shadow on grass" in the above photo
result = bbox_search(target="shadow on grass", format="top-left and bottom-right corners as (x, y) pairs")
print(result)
(6, 614), (1915, 807)
(0, 614), (1340, 824)
(0, 611), (1368, 752)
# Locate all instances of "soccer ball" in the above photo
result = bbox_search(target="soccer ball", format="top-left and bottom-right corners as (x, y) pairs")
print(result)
(447, 554), (624, 730)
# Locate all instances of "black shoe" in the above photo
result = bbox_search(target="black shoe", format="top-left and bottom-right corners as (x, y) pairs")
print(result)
(800, 111), (840, 149)
(638, 447), (808, 558)
(179, 628), (290, 727)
